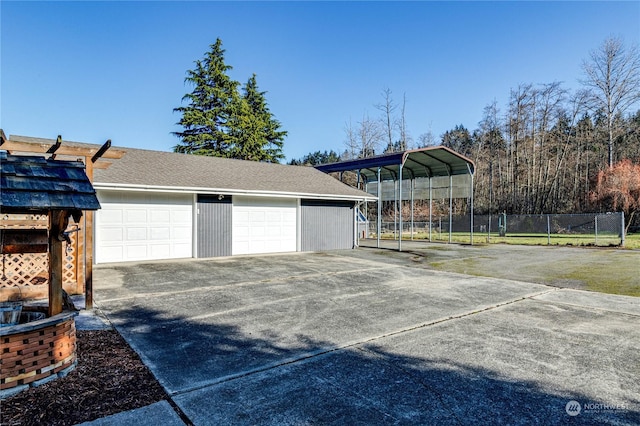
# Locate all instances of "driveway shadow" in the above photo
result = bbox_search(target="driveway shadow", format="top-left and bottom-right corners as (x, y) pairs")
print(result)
(103, 305), (639, 425)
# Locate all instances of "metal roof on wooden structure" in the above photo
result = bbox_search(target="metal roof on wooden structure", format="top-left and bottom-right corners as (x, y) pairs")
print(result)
(315, 146), (475, 182)
(0, 152), (100, 211)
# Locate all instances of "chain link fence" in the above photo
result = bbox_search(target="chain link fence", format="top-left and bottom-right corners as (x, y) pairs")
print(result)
(369, 212), (625, 247)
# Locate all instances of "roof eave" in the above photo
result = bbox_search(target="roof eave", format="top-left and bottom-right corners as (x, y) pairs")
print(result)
(93, 182), (377, 202)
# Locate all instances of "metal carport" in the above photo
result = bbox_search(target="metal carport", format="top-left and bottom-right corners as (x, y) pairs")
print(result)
(316, 147), (475, 250)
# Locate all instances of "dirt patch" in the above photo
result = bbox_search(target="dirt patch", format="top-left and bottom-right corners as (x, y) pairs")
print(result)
(0, 330), (169, 426)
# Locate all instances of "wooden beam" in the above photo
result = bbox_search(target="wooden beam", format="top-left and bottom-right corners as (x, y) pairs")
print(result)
(93, 160), (113, 169)
(47, 135), (63, 159)
(91, 139), (112, 163)
(48, 211), (68, 317)
(1, 139), (125, 159)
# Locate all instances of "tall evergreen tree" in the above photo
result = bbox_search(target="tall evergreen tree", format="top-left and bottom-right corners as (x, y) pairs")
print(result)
(232, 74), (286, 162)
(173, 40), (286, 162)
(173, 39), (239, 156)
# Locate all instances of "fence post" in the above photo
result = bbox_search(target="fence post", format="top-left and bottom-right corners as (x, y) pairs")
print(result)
(595, 215), (598, 246)
(547, 215), (551, 245)
(621, 212), (625, 247)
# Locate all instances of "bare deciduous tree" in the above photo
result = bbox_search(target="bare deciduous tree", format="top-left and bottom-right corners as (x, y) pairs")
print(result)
(397, 93), (412, 151)
(581, 36), (640, 167)
(376, 88), (398, 153)
(343, 114), (382, 159)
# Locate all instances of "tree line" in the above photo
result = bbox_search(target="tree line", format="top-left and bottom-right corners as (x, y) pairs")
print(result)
(173, 37), (639, 224)
(288, 37), (640, 224)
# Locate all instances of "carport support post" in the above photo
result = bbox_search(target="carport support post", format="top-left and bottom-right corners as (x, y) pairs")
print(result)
(468, 164), (474, 245)
(449, 174), (453, 243)
(393, 179), (397, 240)
(377, 167), (381, 248)
(429, 177), (433, 242)
(410, 178), (414, 240)
(398, 163), (403, 252)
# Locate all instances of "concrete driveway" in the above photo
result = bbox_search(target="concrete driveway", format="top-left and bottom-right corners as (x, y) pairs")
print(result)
(94, 247), (640, 425)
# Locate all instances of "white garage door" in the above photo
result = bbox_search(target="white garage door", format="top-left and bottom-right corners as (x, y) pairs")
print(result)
(232, 196), (297, 255)
(96, 191), (193, 263)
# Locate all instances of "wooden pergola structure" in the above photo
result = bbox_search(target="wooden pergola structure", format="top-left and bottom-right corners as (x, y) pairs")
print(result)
(0, 130), (125, 311)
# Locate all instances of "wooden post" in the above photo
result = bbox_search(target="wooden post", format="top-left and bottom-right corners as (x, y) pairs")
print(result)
(48, 211), (67, 317)
(76, 215), (85, 296)
(84, 159), (95, 310)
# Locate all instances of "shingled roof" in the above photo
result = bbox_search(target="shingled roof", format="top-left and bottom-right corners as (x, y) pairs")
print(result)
(0, 152), (100, 211)
(8, 135), (373, 201)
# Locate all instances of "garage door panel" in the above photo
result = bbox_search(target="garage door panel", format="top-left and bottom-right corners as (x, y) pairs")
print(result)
(151, 227), (170, 240)
(173, 243), (192, 258)
(126, 210), (147, 223)
(101, 210), (123, 224)
(151, 209), (170, 223)
(232, 196), (297, 255)
(126, 245), (148, 259)
(171, 226), (191, 239)
(127, 227), (147, 241)
(96, 191), (193, 263)
(99, 228), (123, 242)
(172, 210), (191, 223)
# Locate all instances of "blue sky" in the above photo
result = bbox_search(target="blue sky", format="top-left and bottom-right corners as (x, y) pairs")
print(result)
(2, 1), (639, 162)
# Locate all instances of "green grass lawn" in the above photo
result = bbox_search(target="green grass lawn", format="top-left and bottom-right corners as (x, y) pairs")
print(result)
(369, 232), (639, 296)
(376, 231), (640, 249)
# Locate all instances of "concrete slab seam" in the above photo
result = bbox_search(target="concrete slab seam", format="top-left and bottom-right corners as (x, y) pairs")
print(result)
(168, 288), (559, 398)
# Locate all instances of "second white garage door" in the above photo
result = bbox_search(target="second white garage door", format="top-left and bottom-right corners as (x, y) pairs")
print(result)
(96, 191), (193, 263)
(232, 196), (297, 255)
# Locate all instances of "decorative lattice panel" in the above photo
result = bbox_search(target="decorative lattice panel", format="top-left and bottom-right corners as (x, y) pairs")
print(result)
(1, 217), (80, 291)
(0, 213), (48, 229)
(1, 253), (49, 287)
(63, 231), (77, 284)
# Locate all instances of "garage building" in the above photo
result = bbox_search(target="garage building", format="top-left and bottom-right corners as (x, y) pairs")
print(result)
(93, 147), (374, 263)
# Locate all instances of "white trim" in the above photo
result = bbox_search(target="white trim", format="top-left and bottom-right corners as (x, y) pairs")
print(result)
(296, 198), (301, 252)
(192, 193), (198, 258)
(93, 182), (377, 202)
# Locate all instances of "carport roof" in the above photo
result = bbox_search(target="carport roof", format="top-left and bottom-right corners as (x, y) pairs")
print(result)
(6, 135), (375, 201)
(315, 147), (475, 182)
